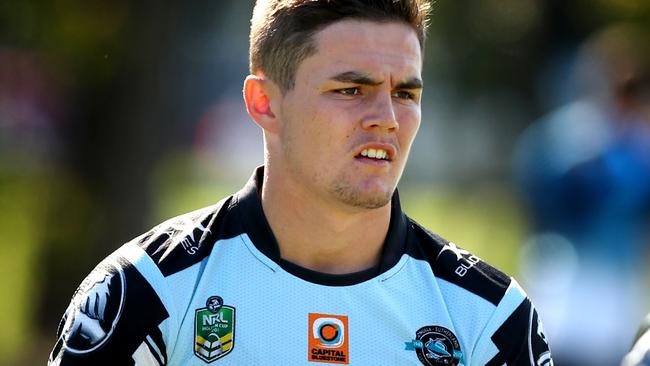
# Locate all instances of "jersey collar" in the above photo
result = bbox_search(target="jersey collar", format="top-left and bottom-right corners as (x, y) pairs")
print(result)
(233, 166), (408, 286)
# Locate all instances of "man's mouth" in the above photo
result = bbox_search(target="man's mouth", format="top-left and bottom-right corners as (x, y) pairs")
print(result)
(358, 148), (390, 161)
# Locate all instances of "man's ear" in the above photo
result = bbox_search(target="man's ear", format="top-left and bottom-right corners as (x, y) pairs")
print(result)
(243, 74), (281, 134)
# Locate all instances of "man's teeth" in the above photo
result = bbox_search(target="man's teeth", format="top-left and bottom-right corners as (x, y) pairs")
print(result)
(360, 148), (389, 160)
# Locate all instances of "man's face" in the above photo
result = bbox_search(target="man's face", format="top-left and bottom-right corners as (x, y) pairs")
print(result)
(274, 20), (422, 210)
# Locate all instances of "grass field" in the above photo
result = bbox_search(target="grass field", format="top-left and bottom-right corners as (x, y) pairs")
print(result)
(0, 174), (43, 365)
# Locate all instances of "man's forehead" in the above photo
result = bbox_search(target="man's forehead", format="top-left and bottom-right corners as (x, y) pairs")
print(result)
(314, 19), (421, 57)
(305, 20), (422, 82)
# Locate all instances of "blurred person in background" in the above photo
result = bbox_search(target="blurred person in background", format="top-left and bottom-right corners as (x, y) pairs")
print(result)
(47, 0), (554, 365)
(514, 23), (650, 366)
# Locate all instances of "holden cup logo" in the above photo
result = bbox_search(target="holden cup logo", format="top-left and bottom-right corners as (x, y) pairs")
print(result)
(194, 296), (236, 362)
(59, 260), (126, 354)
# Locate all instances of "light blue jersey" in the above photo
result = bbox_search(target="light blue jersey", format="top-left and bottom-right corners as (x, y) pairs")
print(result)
(49, 167), (553, 366)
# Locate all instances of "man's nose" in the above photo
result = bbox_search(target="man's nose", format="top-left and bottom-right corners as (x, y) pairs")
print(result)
(361, 92), (399, 132)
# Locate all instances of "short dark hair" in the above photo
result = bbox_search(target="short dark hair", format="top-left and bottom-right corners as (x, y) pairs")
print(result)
(249, 0), (432, 93)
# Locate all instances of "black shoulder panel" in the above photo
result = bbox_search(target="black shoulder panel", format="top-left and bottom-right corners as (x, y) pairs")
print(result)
(406, 219), (511, 306)
(137, 196), (243, 277)
(49, 255), (169, 365)
(485, 298), (554, 366)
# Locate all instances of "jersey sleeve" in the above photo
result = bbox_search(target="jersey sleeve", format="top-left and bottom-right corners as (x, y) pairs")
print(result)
(48, 251), (171, 366)
(473, 282), (554, 366)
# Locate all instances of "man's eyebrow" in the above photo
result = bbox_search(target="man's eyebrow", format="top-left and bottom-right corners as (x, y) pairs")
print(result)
(330, 71), (382, 86)
(330, 71), (423, 90)
(395, 77), (423, 90)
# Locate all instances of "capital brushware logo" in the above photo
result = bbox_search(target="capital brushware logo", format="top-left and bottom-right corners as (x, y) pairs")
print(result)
(308, 313), (349, 364)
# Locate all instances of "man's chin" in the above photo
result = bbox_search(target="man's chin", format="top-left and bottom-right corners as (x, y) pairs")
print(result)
(331, 185), (394, 210)
(355, 196), (392, 209)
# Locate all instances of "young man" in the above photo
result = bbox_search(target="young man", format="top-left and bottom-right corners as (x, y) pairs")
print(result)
(49, 1), (553, 365)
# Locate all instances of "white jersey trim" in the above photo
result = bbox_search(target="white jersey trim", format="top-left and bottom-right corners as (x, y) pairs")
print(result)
(622, 328), (650, 366)
(132, 340), (162, 366)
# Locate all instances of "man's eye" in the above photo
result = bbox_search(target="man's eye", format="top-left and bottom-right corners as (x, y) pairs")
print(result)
(393, 90), (416, 100)
(336, 87), (360, 96)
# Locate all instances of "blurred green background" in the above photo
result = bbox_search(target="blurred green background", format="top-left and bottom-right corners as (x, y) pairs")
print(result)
(2, 1), (650, 365)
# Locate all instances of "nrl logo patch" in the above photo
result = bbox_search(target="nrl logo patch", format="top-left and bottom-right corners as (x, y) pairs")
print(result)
(194, 296), (235, 363)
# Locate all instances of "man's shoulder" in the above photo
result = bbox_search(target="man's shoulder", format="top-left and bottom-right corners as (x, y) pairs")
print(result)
(48, 196), (246, 365)
(129, 195), (243, 277)
(406, 220), (554, 365)
(406, 218), (512, 306)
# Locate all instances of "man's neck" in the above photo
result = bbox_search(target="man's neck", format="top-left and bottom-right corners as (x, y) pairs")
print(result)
(260, 170), (392, 275)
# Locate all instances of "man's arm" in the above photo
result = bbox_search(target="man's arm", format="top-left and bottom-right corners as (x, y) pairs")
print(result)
(48, 254), (170, 366)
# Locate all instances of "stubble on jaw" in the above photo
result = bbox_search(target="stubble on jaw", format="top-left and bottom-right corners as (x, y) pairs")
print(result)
(279, 137), (396, 210)
(330, 174), (394, 209)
